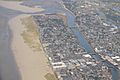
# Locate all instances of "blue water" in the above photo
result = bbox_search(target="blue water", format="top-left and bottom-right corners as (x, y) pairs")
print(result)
(71, 27), (92, 53)
(0, 6), (22, 19)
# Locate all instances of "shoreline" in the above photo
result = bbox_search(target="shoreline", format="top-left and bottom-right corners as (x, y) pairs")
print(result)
(0, 1), (55, 80)
(0, 11), (21, 80)
(9, 14), (54, 80)
(0, 1), (44, 13)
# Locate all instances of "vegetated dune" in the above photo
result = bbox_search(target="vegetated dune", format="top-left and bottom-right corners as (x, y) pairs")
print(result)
(9, 14), (55, 80)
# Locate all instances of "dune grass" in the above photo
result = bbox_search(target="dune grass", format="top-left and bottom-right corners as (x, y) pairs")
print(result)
(21, 16), (41, 52)
(21, 16), (58, 80)
(45, 73), (58, 80)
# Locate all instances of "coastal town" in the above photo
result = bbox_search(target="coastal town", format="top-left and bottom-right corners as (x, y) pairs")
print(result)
(31, 0), (120, 79)
(0, 0), (119, 80)
(33, 14), (112, 80)
(62, 0), (120, 69)
(32, 0), (120, 80)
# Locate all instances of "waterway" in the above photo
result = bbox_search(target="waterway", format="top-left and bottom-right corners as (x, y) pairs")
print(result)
(0, 6), (22, 80)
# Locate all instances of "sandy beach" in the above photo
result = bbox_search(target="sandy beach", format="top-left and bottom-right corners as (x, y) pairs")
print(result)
(9, 14), (54, 80)
(0, 1), (54, 80)
(0, 1), (44, 13)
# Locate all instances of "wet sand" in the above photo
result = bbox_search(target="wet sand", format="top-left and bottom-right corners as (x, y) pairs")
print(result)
(0, 1), (54, 80)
